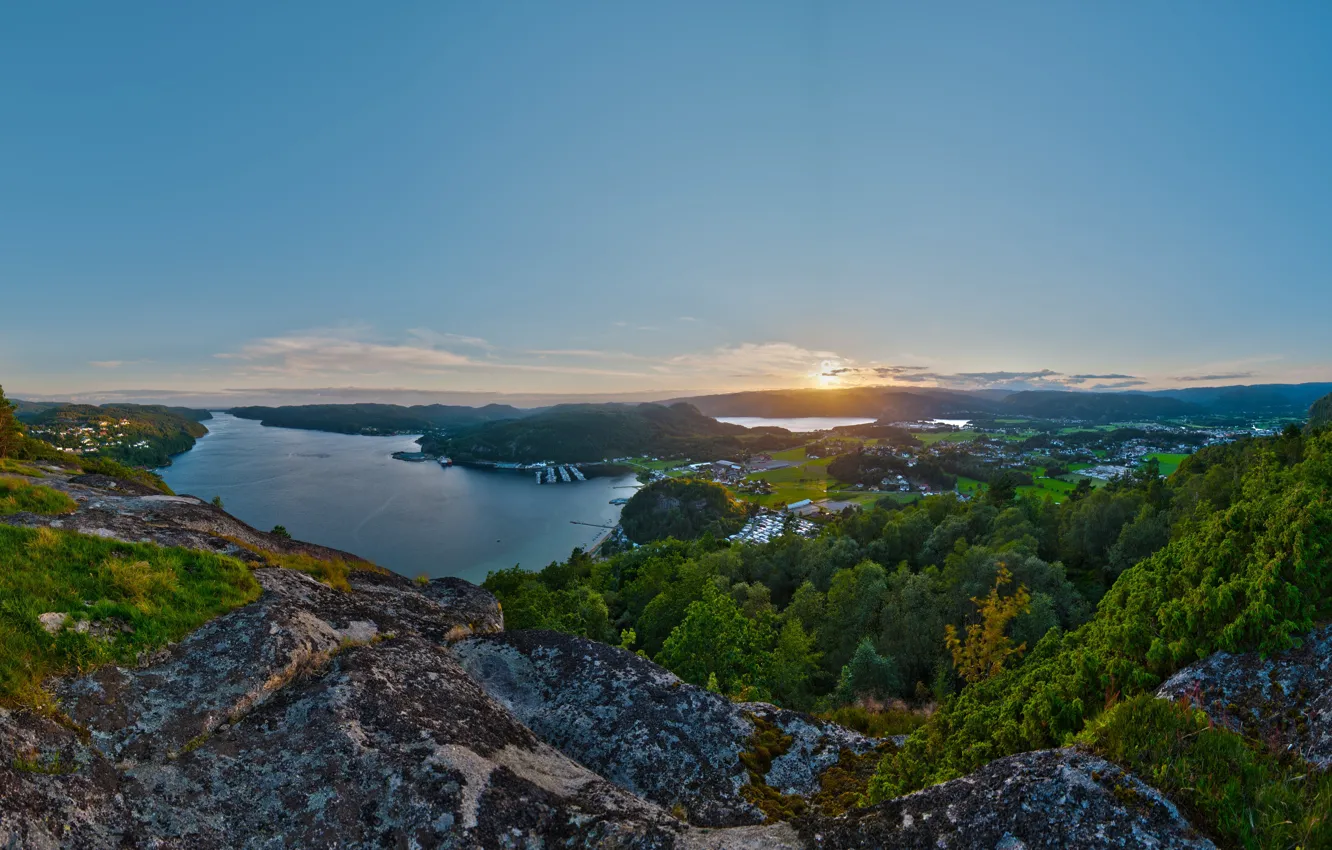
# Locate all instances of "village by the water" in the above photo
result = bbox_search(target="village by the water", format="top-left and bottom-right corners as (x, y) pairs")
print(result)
(394, 415), (1277, 551)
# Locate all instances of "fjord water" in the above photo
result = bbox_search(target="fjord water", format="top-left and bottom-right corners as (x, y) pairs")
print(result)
(160, 413), (634, 584)
(716, 416), (876, 431)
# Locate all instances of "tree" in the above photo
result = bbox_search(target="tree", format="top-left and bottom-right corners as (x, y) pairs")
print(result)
(985, 471), (1020, 507)
(833, 637), (902, 704)
(764, 618), (822, 709)
(0, 385), (23, 459)
(657, 585), (769, 695)
(944, 565), (1032, 684)
(271, 525), (292, 539)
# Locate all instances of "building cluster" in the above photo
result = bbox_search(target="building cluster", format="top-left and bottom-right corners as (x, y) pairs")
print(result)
(26, 418), (148, 455)
(728, 512), (818, 545)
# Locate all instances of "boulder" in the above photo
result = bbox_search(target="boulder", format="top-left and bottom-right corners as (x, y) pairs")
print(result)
(797, 748), (1217, 849)
(455, 630), (877, 826)
(1156, 623), (1332, 768)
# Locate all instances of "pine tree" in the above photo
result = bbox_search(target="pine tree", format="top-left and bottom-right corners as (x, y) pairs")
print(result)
(0, 385), (24, 460)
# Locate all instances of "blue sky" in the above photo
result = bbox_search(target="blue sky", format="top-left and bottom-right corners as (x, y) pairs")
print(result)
(3, 1), (1330, 401)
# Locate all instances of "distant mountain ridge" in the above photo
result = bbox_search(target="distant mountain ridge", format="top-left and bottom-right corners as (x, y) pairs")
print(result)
(670, 383), (1332, 423)
(227, 402), (532, 435)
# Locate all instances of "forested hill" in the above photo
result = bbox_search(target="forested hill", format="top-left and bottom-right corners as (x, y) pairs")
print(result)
(424, 402), (803, 464)
(228, 402), (529, 435)
(1310, 391), (1332, 431)
(673, 383), (1330, 423)
(668, 387), (980, 420)
(995, 390), (1198, 420)
(21, 403), (210, 468)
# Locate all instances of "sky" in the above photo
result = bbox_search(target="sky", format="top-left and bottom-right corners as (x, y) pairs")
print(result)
(3, 1), (1331, 403)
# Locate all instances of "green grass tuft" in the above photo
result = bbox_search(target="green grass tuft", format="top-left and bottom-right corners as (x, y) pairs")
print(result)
(0, 525), (261, 707)
(0, 477), (77, 516)
(1080, 695), (1332, 849)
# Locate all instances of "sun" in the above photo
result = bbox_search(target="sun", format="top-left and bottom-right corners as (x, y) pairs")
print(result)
(815, 361), (841, 388)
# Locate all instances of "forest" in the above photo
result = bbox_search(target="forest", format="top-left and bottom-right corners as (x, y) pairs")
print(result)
(483, 419), (1332, 846)
(229, 402), (527, 435)
(429, 402), (804, 464)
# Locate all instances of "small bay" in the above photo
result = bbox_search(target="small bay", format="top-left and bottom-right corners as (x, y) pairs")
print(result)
(160, 413), (635, 584)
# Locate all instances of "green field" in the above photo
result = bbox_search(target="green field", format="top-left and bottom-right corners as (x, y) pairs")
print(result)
(914, 430), (981, 446)
(1144, 452), (1189, 476)
(956, 476), (984, 494)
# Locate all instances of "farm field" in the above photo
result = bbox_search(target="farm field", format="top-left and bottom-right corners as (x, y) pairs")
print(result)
(1144, 452), (1189, 476)
(956, 476), (984, 495)
(913, 430), (981, 446)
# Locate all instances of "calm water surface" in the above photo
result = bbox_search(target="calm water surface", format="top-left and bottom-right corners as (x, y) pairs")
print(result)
(160, 414), (636, 584)
(716, 416), (876, 431)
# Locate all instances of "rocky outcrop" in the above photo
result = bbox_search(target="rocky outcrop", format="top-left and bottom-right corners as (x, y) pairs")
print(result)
(3, 464), (367, 566)
(798, 748), (1217, 849)
(0, 466), (1224, 848)
(1, 567), (750, 849)
(1157, 623), (1332, 767)
(455, 630), (877, 826)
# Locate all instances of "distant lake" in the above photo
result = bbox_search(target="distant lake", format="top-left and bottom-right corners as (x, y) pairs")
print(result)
(160, 413), (636, 584)
(716, 416), (877, 432)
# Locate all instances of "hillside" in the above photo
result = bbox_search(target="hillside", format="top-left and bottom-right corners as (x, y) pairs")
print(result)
(620, 478), (749, 544)
(673, 383), (1325, 423)
(1311, 391), (1332, 431)
(22, 403), (210, 468)
(996, 390), (1201, 421)
(670, 387), (987, 420)
(228, 402), (528, 435)
(0, 462), (1235, 847)
(425, 402), (804, 463)
(484, 425), (1332, 847)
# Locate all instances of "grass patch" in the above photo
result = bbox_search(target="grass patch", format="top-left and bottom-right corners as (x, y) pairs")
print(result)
(262, 552), (355, 592)
(1144, 452), (1189, 476)
(0, 459), (45, 477)
(0, 477), (77, 516)
(74, 455), (174, 494)
(913, 431), (980, 446)
(1080, 695), (1332, 849)
(819, 704), (929, 738)
(0, 525), (261, 707)
(220, 535), (386, 592)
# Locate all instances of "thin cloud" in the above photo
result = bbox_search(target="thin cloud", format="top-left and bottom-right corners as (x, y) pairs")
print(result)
(1174, 372), (1255, 382)
(90, 360), (125, 369)
(1090, 379), (1149, 389)
(405, 329), (494, 350)
(1065, 373), (1140, 383)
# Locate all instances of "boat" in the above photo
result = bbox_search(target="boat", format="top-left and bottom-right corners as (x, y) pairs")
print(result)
(438, 457), (453, 467)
